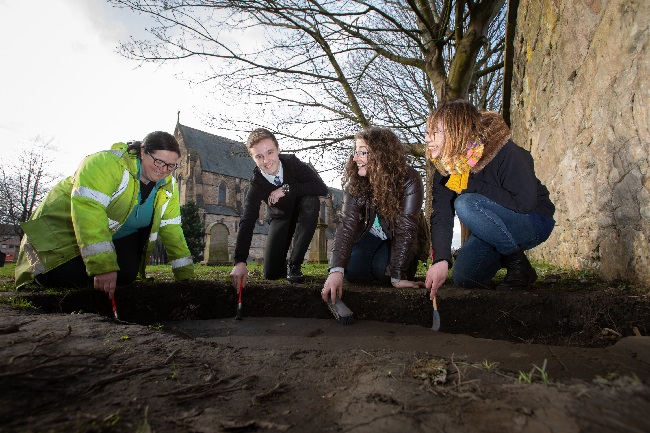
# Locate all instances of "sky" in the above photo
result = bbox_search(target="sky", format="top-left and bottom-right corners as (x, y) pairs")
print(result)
(0, 0), (460, 246)
(0, 0), (260, 183)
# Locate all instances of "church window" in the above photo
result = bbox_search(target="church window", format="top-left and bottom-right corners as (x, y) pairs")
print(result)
(219, 183), (227, 204)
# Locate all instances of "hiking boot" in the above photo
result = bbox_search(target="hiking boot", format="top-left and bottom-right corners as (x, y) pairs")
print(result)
(497, 249), (537, 289)
(287, 263), (305, 283)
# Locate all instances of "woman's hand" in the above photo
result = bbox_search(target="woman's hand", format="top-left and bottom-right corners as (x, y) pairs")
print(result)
(425, 261), (449, 299)
(94, 272), (117, 299)
(230, 262), (248, 293)
(267, 188), (286, 206)
(392, 279), (426, 289)
(322, 272), (343, 303)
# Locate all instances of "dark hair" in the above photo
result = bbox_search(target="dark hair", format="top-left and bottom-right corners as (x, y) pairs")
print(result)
(126, 131), (181, 157)
(245, 128), (279, 151)
(341, 127), (408, 225)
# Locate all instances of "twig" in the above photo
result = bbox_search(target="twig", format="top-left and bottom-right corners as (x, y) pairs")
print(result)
(8, 325), (73, 364)
(450, 354), (462, 390)
(82, 348), (180, 393)
(175, 375), (258, 403)
(0, 319), (37, 335)
(546, 345), (568, 372)
(168, 326), (195, 339)
(0, 363), (99, 379)
(154, 374), (236, 397)
(251, 382), (287, 405)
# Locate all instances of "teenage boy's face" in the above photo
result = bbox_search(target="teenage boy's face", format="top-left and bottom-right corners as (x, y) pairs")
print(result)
(250, 138), (280, 176)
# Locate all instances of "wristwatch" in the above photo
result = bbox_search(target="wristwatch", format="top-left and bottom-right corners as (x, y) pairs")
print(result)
(282, 184), (290, 194)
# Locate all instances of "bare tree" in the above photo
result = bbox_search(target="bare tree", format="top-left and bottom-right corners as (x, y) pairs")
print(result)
(110, 0), (506, 166)
(0, 137), (60, 240)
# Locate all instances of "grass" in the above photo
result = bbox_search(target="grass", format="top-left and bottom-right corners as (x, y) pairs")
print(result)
(518, 359), (550, 385)
(0, 263), (15, 292)
(2, 258), (638, 294)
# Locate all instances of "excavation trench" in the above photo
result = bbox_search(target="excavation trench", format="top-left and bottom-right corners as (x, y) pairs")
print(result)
(17, 280), (650, 348)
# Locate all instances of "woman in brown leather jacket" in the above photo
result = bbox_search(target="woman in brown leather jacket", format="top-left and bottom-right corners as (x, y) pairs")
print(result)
(322, 127), (425, 304)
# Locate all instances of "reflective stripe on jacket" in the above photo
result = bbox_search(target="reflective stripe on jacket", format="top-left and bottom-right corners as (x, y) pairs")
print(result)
(15, 143), (194, 288)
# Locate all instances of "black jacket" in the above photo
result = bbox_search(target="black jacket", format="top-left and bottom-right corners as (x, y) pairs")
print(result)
(430, 113), (555, 265)
(329, 167), (424, 280)
(234, 154), (328, 263)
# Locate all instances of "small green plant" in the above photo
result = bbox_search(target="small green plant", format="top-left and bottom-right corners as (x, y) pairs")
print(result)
(135, 406), (151, 433)
(482, 359), (498, 371)
(167, 363), (178, 380)
(147, 324), (164, 331)
(517, 369), (533, 384)
(518, 359), (550, 385)
(533, 359), (549, 385)
(119, 335), (130, 341)
(98, 412), (121, 428)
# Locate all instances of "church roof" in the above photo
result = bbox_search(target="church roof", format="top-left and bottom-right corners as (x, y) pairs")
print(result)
(176, 123), (255, 180)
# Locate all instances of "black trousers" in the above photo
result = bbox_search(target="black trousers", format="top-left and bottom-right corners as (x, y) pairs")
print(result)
(263, 195), (320, 280)
(35, 229), (149, 289)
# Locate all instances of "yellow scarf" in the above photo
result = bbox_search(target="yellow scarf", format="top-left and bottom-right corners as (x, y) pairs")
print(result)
(432, 141), (484, 194)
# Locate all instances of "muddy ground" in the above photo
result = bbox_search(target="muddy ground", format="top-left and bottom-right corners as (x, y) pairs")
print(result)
(1, 278), (650, 432)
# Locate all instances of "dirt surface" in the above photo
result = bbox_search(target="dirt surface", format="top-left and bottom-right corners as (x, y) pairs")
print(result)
(1, 280), (650, 432)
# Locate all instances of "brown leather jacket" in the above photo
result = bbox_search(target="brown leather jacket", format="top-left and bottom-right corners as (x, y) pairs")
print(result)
(329, 167), (425, 280)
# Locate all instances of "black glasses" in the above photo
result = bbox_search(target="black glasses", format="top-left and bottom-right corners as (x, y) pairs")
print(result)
(352, 150), (369, 158)
(146, 151), (180, 171)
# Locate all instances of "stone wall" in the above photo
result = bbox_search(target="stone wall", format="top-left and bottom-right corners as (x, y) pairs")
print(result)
(510, 0), (649, 285)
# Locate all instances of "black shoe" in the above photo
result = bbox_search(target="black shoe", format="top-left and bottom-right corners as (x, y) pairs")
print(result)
(497, 249), (537, 289)
(287, 263), (305, 283)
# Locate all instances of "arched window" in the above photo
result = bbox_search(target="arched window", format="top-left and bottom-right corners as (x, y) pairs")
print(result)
(320, 201), (326, 223)
(219, 183), (227, 204)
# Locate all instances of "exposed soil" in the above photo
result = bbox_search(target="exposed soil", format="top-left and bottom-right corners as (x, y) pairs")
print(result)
(1, 278), (650, 432)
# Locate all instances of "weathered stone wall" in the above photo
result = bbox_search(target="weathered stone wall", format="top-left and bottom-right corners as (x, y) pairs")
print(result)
(510, 0), (649, 285)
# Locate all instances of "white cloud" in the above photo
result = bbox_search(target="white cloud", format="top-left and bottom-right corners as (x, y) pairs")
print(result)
(0, 0), (221, 178)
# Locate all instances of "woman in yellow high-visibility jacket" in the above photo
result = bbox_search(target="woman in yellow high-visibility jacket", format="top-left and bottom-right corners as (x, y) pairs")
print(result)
(15, 131), (194, 299)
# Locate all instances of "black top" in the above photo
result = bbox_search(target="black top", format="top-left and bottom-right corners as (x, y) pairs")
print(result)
(234, 153), (328, 263)
(430, 140), (555, 265)
(328, 167), (424, 280)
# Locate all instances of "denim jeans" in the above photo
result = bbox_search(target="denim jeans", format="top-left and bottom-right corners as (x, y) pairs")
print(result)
(344, 231), (392, 284)
(451, 193), (555, 288)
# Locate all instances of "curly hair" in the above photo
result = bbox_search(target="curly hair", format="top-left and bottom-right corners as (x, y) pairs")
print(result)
(426, 99), (484, 175)
(341, 127), (408, 224)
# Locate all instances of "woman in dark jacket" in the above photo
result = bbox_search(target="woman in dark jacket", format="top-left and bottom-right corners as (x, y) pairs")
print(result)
(322, 127), (425, 304)
(425, 99), (555, 298)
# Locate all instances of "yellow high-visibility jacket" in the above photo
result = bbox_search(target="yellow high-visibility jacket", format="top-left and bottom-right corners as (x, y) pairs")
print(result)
(15, 143), (194, 288)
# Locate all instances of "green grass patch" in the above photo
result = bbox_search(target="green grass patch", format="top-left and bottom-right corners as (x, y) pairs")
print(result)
(0, 263), (16, 292)
(2, 258), (635, 294)
(0, 295), (37, 310)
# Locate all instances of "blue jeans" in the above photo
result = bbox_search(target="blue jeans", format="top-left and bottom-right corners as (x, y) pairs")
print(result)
(345, 231), (392, 284)
(452, 193), (555, 288)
